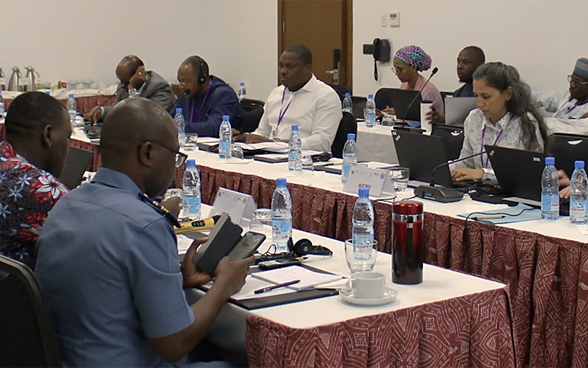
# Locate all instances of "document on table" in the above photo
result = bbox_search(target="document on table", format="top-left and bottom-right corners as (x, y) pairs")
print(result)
(253, 150), (324, 160)
(251, 266), (343, 291)
(236, 141), (289, 153)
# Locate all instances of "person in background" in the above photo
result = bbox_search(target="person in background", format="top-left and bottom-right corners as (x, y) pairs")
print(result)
(233, 45), (341, 153)
(533, 57), (588, 119)
(85, 55), (175, 123)
(383, 45), (444, 118)
(0, 92), (71, 269)
(36, 98), (252, 367)
(427, 46), (485, 125)
(173, 55), (242, 137)
(451, 62), (549, 182)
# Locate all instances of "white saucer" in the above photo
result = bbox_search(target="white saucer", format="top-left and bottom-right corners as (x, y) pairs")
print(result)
(339, 287), (398, 306)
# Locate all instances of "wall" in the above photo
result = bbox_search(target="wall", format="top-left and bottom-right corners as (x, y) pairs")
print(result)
(352, 0), (588, 97)
(0, 0), (278, 100)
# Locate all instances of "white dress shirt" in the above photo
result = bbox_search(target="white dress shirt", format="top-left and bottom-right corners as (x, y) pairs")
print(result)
(451, 109), (545, 181)
(253, 75), (342, 152)
(532, 90), (588, 119)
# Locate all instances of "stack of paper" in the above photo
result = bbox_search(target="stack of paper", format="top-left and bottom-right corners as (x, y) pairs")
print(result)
(251, 266), (342, 291)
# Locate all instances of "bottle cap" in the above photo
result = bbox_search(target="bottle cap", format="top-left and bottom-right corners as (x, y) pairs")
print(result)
(276, 178), (287, 186)
(545, 157), (555, 165)
(176, 108), (183, 114)
(240, 82), (244, 86)
(368, 94), (374, 99)
(45, 90), (51, 95)
(393, 200), (423, 215)
(347, 133), (356, 140)
(575, 160), (585, 169)
(345, 92), (351, 98)
(292, 125), (299, 131)
(69, 93), (74, 98)
(223, 115), (230, 120)
(186, 159), (196, 167)
(358, 187), (369, 197)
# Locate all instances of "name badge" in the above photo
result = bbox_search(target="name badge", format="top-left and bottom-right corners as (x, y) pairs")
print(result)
(19, 77), (30, 86)
(343, 166), (387, 197)
(211, 188), (257, 225)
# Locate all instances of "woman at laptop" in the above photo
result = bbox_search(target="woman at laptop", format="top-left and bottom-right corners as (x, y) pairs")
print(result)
(451, 62), (549, 182)
(382, 45), (444, 117)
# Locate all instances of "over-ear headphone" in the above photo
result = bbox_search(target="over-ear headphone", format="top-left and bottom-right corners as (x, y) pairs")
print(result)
(196, 56), (206, 85)
(288, 238), (332, 257)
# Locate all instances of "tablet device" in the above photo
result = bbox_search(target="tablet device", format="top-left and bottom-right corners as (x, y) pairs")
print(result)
(228, 231), (266, 261)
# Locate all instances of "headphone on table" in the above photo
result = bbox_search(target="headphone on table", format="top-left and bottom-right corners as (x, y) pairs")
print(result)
(288, 238), (333, 257)
(196, 56), (206, 85)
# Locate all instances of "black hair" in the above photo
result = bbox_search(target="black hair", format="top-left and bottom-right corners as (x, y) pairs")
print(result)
(285, 45), (313, 65)
(182, 56), (209, 78)
(473, 62), (549, 152)
(462, 46), (485, 64)
(120, 55), (144, 74)
(5, 92), (67, 140)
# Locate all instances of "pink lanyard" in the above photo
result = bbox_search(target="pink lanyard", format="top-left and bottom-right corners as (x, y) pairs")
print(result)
(189, 81), (213, 123)
(480, 125), (504, 168)
(277, 87), (295, 127)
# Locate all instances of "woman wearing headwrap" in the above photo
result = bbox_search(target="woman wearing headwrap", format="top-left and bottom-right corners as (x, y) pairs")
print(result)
(383, 45), (444, 118)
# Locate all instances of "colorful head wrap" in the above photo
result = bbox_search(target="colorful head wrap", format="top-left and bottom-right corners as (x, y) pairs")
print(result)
(394, 45), (432, 72)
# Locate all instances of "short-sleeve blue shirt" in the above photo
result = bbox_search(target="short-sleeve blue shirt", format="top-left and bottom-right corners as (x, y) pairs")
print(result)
(35, 168), (195, 367)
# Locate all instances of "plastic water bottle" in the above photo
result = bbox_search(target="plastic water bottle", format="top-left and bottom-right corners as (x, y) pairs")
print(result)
(352, 187), (375, 260)
(219, 115), (232, 159)
(342, 92), (353, 113)
(175, 108), (186, 148)
(238, 82), (247, 101)
(272, 178), (292, 253)
(66, 94), (77, 124)
(182, 159), (201, 220)
(541, 157), (559, 220)
(341, 133), (357, 185)
(365, 94), (376, 128)
(570, 160), (588, 224)
(0, 89), (4, 121)
(288, 125), (302, 172)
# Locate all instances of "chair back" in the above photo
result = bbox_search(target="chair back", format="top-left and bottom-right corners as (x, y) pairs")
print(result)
(374, 88), (394, 110)
(331, 112), (357, 158)
(240, 98), (265, 109)
(0, 255), (62, 367)
(548, 133), (588, 177)
(351, 96), (366, 119)
(431, 125), (465, 160)
(328, 84), (352, 102)
(239, 98), (265, 133)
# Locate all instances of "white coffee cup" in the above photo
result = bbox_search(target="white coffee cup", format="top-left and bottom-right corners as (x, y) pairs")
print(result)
(347, 271), (386, 299)
(420, 101), (433, 135)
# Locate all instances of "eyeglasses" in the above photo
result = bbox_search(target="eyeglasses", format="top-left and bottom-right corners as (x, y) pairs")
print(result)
(144, 142), (188, 168)
(391, 67), (403, 75)
(568, 75), (588, 86)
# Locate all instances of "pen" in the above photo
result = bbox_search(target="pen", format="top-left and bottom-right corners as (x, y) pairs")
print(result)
(472, 214), (505, 220)
(254, 280), (300, 294)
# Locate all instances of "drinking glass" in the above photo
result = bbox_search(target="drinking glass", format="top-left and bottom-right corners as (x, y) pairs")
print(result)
(231, 144), (244, 159)
(250, 209), (273, 239)
(344, 239), (378, 274)
(183, 133), (198, 151)
(389, 167), (409, 192)
(300, 154), (314, 174)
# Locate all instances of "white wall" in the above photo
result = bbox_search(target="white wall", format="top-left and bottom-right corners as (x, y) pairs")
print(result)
(353, 0), (588, 97)
(0, 0), (278, 100)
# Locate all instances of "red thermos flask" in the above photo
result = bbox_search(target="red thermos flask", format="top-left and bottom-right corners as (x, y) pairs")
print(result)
(391, 201), (424, 284)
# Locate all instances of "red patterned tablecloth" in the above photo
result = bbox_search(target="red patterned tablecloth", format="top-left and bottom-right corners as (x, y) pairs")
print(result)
(247, 288), (514, 368)
(4, 94), (115, 114)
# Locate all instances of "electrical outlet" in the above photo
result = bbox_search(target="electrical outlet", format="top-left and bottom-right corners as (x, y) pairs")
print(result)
(381, 14), (387, 27)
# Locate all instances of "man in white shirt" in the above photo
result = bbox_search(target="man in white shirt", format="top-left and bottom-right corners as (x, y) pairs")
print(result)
(533, 57), (588, 119)
(234, 45), (342, 152)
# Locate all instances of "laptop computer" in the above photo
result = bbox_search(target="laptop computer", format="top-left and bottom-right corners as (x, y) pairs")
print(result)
(58, 147), (95, 190)
(392, 130), (453, 187)
(390, 89), (422, 121)
(444, 97), (476, 126)
(485, 145), (545, 206)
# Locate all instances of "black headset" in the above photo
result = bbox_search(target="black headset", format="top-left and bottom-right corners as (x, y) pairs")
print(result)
(288, 238), (332, 257)
(196, 56), (206, 85)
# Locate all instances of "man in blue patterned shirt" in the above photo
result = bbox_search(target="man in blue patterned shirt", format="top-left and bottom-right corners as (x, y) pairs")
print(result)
(0, 92), (72, 268)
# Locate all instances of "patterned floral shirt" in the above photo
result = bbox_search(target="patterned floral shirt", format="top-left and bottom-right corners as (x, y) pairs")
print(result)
(0, 141), (68, 268)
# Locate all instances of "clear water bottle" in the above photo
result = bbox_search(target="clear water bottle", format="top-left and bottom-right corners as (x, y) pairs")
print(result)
(238, 82), (247, 102)
(288, 125), (302, 172)
(365, 94), (376, 128)
(182, 159), (201, 220)
(175, 108), (186, 148)
(570, 160), (588, 224)
(341, 133), (357, 184)
(66, 94), (77, 124)
(0, 89), (4, 121)
(219, 115), (232, 159)
(342, 92), (353, 113)
(272, 178), (292, 253)
(352, 187), (375, 260)
(541, 157), (559, 220)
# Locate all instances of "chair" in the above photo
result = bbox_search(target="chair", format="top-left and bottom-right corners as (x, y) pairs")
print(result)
(431, 125), (465, 160)
(239, 98), (265, 133)
(0, 255), (62, 367)
(328, 84), (352, 102)
(351, 96), (366, 119)
(331, 112), (357, 158)
(374, 88), (394, 110)
(548, 133), (588, 177)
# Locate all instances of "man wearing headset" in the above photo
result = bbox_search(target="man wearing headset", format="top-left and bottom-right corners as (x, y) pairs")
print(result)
(173, 55), (242, 137)
(85, 55), (175, 123)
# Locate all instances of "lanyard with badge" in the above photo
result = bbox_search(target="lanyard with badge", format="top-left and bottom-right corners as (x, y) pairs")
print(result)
(189, 82), (213, 123)
(480, 125), (504, 168)
(270, 87), (295, 139)
(556, 97), (587, 118)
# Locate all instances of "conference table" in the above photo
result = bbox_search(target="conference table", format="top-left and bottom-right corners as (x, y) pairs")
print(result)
(2, 87), (118, 112)
(189, 206), (514, 368)
(33, 127), (588, 367)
